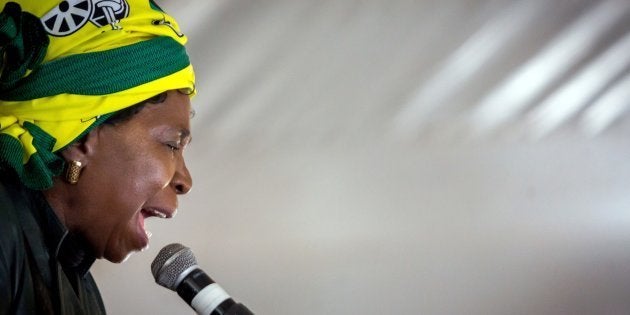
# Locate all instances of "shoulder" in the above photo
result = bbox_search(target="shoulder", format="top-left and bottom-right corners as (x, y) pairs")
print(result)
(0, 176), (25, 252)
(0, 175), (27, 268)
(0, 175), (28, 311)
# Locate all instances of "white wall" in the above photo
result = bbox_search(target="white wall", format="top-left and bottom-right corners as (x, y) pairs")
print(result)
(92, 0), (630, 313)
(93, 136), (630, 314)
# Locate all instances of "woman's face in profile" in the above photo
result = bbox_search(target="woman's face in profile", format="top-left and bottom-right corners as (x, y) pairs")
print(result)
(63, 90), (193, 263)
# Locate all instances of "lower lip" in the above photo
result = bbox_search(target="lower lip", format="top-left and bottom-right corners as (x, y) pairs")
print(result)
(135, 212), (150, 250)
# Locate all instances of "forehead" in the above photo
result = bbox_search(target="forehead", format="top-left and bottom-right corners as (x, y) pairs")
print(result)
(113, 92), (193, 145)
(135, 92), (192, 126)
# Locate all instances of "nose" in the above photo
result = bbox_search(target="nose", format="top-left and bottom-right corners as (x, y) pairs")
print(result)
(171, 159), (192, 194)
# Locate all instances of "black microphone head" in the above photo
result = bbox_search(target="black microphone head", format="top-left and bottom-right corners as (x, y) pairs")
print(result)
(151, 243), (198, 290)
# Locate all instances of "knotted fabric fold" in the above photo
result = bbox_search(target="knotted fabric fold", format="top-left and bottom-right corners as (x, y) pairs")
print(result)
(0, 2), (49, 91)
(0, 0), (196, 190)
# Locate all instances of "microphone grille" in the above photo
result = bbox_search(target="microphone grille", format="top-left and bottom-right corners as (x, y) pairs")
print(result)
(151, 243), (198, 290)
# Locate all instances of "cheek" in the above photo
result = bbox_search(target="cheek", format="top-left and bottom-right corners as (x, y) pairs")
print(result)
(124, 155), (173, 199)
(99, 155), (172, 240)
(88, 134), (176, 214)
(128, 148), (177, 191)
(91, 150), (167, 212)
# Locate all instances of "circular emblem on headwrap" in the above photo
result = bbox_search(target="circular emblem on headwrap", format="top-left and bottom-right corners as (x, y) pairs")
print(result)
(41, 0), (130, 36)
(41, 0), (93, 36)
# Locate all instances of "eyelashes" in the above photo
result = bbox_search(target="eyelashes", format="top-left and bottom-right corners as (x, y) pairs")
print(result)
(165, 142), (181, 151)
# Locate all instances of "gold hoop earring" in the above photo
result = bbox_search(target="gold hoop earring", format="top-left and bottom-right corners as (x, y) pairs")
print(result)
(65, 160), (83, 184)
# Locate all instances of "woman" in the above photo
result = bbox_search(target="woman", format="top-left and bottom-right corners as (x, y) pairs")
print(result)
(0, 0), (196, 313)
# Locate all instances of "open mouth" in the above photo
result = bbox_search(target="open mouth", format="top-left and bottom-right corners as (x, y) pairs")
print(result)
(137, 207), (175, 246)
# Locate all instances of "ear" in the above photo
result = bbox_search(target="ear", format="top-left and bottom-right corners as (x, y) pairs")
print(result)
(58, 127), (102, 164)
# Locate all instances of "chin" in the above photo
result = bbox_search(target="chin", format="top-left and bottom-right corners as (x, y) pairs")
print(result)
(105, 248), (138, 264)
(104, 235), (150, 263)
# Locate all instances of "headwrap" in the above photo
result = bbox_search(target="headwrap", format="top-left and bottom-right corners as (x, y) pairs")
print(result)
(0, 0), (195, 190)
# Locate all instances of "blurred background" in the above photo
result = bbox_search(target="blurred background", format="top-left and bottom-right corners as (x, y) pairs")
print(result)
(92, 0), (630, 314)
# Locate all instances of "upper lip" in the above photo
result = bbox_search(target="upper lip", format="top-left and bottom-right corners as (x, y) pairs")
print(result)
(142, 207), (176, 219)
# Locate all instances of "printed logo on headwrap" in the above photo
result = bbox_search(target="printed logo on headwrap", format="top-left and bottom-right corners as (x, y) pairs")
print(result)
(41, 0), (130, 36)
(89, 0), (130, 28)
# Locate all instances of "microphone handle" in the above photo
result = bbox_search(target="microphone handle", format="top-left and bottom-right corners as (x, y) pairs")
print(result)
(177, 268), (254, 315)
(226, 303), (254, 315)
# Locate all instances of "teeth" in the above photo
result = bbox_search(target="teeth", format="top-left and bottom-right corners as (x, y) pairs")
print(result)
(147, 208), (167, 218)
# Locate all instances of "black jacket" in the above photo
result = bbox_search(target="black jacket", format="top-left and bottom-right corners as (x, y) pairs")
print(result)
(0, 173), (106, 314)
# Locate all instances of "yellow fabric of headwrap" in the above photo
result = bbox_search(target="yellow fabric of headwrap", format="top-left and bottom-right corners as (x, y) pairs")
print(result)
(0, 0), (195, 190)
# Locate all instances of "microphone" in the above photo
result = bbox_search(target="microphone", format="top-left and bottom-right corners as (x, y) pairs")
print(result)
(151, 243), (254, 315)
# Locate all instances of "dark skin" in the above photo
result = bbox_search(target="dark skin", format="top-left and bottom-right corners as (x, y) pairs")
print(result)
(43, 90), (193, 263)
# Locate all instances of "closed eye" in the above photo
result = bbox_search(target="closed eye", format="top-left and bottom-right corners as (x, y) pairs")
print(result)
(166, 142), (180, 151)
